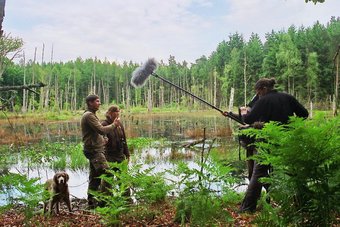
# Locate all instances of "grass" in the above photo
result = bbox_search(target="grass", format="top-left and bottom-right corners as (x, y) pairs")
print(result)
(127, 137), (156, 150)
(0, 105), (233, 122)
(50, 152), (67, 170)
(69, 143), (88, 170)
(0, 109), (81, 121)
(0, 142), (88, 170)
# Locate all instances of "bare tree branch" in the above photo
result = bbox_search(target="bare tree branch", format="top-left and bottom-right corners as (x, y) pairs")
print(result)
(0, 0), (5, 37)
(0, 82), (46, 92)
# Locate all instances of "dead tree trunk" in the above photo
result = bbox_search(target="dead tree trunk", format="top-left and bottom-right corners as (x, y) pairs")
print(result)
(333, 45), (339, 116)
(0, 82), (46, 92)
(44, 45), (54, 109)
(126, 84), (130, 110)
(22, 52), (27, 112)
(0, 0), (5, 37)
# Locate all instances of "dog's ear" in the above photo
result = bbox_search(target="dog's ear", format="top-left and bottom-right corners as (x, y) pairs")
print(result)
(64, 172), (69, 182)
(53, 173), (59, 184)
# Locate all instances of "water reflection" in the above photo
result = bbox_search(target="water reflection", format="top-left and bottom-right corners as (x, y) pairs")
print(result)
(9, 165), (89, 200)
(1, 112), (244, 202)
(0, 112), (235, 144)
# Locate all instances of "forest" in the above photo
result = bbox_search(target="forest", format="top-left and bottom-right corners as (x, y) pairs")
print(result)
(1, 17), (339, 113)
(0, 1), (340, 225)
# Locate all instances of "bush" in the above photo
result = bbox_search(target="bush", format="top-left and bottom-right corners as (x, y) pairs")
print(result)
(0, 173), (47, 220)
(92, 162), (172, 225)
(170, 152), (236, 225)
(244, 114), (340, 226)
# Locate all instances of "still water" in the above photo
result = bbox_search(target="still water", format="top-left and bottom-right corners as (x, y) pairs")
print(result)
(0, 111), (244, 201)
(0, 111), (236, 144)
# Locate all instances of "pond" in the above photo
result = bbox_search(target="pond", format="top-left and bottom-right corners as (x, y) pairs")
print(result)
(0, 111), (236, 144)
(0, 111), (247, 202)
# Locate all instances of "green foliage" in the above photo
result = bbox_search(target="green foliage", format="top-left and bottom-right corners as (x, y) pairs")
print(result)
(306, 51), (319, 102)
(44, 110), (75, 121)
(174, 191), (227, 226)
(243, 114), (340, 226)
(276, 33), (303, 93)
(50, 151), (67, 170)
(127, 137), (155, 150)
(92, 161), (171, 225)
(0, 34), (24, 78)
(0, 173), (47, 220)
(131, 166), (171, 204)
(19, 142), (88, 170)
(2, 17), (340, 112)
(253, 197), (283, 226)
(91, 186), (128, 226)
(170, 152), (237, 225)
(90, 162), (130, 225)
(0, 146), (19, 169)
(21, 146), (54, 168)
(69, 143), (88, 170)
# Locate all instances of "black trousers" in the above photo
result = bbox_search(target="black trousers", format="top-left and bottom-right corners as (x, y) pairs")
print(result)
(246, 147), (255, 180)
(240, 161), (270, 212)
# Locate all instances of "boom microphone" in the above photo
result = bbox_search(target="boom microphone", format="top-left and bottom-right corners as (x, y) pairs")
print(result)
(130, 58), (245, 125)
(131, 58), (158, 88)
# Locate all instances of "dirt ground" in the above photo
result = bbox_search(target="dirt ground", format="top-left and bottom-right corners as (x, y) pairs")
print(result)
(0, 198), (256, 226)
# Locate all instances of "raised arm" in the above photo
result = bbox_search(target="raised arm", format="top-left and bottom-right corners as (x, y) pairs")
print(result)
(85, 112), (117, 135)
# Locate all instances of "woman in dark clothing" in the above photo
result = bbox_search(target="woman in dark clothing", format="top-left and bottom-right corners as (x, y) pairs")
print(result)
(102, 105), (130, 163)
(239, 78), (308, 213)
(100, 106), (131, 203)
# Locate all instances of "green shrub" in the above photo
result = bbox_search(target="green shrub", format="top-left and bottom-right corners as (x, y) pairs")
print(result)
(19, 142), (88, 170)
(170, 152), (236, 225)
(174, 190), (228, 226)
(69, 143), (88, 170)
(92, 162), (171, 225)
(127, 137), (155, 150)
(0, 173), (48, 220)
(50, 151), (67, 170)
(131, 166), (171, 204)
(243, 114), (340, 226)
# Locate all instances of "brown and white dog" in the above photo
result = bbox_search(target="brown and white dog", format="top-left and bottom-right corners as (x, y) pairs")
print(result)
(43, 172), (72, 214)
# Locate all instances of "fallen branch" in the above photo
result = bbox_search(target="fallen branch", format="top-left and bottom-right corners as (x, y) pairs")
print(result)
(0, 82), (46, 93)
(182, 139), (205, 148)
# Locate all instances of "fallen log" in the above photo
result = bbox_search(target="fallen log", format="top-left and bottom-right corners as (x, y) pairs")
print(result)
(182, 139), (205, 148)
(0, 82), (46, 93)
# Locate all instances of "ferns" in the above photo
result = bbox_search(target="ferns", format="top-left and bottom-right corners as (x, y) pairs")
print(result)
(243, 114), (340, 226)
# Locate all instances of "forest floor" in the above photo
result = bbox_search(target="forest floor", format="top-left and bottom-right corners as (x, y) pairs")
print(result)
(0, 199), (256, 226)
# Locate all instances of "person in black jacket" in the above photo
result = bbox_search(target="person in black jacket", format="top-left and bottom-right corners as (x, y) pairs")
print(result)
(102, 105), (130, 164)
(239, 78), (308, 213)
(101, 105), (131, 201)
(240, 94), (259, 181)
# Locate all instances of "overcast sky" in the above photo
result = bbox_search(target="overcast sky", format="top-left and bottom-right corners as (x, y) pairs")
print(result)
(4, 0), (340, 64)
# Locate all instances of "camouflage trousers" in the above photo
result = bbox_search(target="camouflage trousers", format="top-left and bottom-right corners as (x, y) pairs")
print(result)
(83, 149), (109, 206)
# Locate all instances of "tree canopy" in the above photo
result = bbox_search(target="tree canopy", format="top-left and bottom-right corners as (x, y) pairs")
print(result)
(1, 17), (339, 112)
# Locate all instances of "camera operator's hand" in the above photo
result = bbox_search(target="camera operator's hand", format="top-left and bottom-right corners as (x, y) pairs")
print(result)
(222, 111), (229, 117)
(240, 106), (250, 116)
(239, 124), (250, 129)
(252, 121), (264, 129)
(103, 136), (109, 144)
(113, 117), (121, 127)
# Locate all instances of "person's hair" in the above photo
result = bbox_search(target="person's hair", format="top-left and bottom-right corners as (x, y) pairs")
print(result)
(85, 94), (99, 106)
(255, 78), (276, 90)
(105, 105), (119, 119)
(106, 105), (119, 113)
